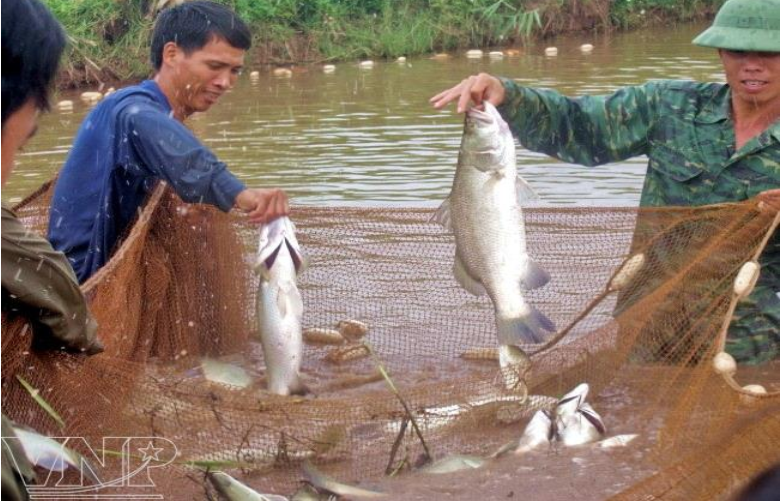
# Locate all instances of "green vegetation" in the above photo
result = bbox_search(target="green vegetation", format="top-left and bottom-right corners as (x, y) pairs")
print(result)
(44, 0), (722, 87)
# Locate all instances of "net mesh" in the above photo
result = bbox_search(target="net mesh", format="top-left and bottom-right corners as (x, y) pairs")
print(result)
(2, 180), (778, 500)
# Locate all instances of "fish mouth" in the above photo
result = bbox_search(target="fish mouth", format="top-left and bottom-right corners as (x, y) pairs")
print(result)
(467, 107), (495, 126)
(257, 239), (304, 273)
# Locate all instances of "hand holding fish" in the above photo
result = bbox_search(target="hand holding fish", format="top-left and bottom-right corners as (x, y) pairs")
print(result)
(429, 73), (506, 113)
(235, 188), (290, 223)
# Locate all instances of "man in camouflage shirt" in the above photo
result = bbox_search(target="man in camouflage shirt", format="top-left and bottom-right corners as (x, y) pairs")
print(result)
(430, 0), (779, 364)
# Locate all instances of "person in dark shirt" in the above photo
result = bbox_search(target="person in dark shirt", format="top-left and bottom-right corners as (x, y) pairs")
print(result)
(2, 2), (103, 499)
(48, 1), (290, 282)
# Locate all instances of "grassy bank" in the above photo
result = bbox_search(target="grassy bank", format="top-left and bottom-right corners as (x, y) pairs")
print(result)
(45, 0), (722, 88)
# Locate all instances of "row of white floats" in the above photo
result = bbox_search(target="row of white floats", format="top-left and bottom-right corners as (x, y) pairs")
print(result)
(464, 44), (594, 58)
(56, 86), (117, 112)
(60, 43), (595, 110)
(255, 44), (594, 81)
(251, 56), (410, 80)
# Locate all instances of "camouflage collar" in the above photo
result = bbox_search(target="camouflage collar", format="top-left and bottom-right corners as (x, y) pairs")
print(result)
(694, 85), (731, 124)
(768, 121), (780, 142)
(696, 85), (780, 143)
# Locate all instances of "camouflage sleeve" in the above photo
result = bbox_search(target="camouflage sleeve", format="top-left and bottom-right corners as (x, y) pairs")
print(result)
(497, 78), (661, 166)
(1, 206), (102, 355)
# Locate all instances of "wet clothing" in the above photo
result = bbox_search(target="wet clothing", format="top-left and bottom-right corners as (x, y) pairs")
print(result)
(2, 205), (101, 354)
(498, 78), (780, 363)
(48, 80), (246, 283)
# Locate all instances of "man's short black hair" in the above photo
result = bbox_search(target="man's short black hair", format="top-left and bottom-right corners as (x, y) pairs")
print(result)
(150, 1), (251, 71)
(1, 0), (66, 126)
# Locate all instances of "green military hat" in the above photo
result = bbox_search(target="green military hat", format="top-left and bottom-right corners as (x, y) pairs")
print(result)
(693, 0), (780, 52)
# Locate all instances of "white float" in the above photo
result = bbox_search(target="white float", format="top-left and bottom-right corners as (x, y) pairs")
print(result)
(80, 91), (103, 103)
(57, 100), (74, 112)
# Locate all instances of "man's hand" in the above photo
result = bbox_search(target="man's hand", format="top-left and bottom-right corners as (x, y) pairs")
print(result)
(757, 189), (779, 213)
(234, 188), (290, 223)
(429, 73), (506, 113)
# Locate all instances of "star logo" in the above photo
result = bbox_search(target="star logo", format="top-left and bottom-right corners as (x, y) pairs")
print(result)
(138, 441), (164, 462)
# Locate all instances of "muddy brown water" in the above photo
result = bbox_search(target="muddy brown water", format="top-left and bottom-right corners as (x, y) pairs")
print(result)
(5, 23), (721, 207)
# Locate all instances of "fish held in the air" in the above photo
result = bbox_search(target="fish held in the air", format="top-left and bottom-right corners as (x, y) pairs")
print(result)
(433, 102), (555, 345)
(255, 217), (307, 396)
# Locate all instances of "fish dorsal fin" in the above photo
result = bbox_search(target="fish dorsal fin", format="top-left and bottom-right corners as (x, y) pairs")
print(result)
(516, 176), (539, 204)
(578, 403), (606, 436)
(431, 197), (453, 232)
(557, 383), (590, 417)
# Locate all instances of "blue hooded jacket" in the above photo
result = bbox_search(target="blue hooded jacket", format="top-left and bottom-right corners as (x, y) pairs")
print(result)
(48, 80), (245, 282)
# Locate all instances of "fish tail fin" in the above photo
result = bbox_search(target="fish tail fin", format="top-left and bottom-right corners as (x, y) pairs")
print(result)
(497, 306), (556, 344)
(289, 377), (309, 396)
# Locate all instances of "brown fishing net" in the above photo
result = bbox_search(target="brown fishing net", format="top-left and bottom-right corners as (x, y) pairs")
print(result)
(2, 180), (778, 500)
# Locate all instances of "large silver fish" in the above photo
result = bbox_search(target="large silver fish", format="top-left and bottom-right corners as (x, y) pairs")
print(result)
(255, 217), (307, 396)
(434, 102), (554, 344)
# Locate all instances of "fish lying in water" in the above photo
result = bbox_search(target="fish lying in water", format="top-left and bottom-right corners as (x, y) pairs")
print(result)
(554, 383), (606, 446)
(499, 344), (532, 395)
(513, 383), (607, 454)
(433, 102), (554, 345)
(255, 216), (307, 396)
(421, 454), (486, 474)
(206, 471), (287, 501)
(302, 460), (386, 499)
(10, 425), (101, 484)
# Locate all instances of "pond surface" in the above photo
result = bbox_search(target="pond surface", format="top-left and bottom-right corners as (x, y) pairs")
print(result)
(5, 23), (722, 207)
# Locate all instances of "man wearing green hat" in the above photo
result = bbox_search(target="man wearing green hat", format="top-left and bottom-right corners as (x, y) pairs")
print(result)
(430, 0), (779, 364)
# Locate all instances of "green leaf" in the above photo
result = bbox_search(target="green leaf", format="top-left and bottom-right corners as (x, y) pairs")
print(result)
(16, 375), (65, 429)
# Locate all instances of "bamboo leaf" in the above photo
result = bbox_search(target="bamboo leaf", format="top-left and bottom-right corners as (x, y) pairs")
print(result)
(16, 375), (65, 429)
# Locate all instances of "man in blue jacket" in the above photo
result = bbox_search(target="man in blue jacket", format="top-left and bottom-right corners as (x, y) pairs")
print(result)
(49, 1), (289, 283)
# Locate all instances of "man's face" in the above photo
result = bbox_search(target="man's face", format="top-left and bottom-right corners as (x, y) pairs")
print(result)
(1, 100), (39, 186)
(167, 37), (245, 116)
(719, 49), (780, 107)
